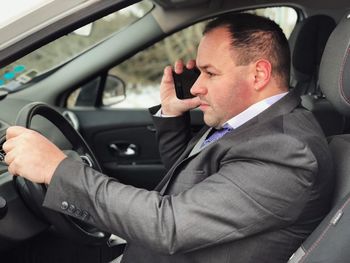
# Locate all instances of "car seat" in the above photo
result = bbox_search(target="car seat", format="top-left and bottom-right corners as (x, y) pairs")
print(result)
(289, 14), (347, 136)
(288, 13), (350, 263)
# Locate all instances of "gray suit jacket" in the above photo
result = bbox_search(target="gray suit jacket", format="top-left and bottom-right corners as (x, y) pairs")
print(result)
(43, 91), (334, 263)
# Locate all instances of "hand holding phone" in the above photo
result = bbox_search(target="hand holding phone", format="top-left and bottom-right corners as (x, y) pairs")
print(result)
(173, 67), (200, 100)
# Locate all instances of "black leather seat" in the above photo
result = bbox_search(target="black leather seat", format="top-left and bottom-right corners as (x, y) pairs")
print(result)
(289, 15), (347, 136)
(288, 13), (350, 263)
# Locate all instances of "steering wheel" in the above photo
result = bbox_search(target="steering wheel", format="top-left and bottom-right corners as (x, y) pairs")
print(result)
(14, 102), (110, 245)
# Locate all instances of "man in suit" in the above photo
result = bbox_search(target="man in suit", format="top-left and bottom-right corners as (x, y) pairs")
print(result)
(3, 13), (333, 262)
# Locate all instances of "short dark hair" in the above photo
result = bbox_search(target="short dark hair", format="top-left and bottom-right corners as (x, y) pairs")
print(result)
(204, 13), (290, 87)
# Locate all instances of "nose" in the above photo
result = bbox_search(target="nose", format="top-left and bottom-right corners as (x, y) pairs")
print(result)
(190, 74), (206, 96)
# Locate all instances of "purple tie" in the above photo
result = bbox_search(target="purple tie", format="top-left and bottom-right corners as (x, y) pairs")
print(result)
(202, 124), (233, 147)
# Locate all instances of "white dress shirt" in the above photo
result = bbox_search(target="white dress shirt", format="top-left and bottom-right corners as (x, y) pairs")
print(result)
(225, 92), (288, 129)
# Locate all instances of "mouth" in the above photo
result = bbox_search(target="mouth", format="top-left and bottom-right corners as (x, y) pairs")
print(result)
(199, 102), (210, 111)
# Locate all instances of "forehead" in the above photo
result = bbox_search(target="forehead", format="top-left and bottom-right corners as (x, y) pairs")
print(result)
(196, 27), (236, 66)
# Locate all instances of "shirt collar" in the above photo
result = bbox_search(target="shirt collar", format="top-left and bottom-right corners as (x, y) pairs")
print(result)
(226, 92), (288, 129)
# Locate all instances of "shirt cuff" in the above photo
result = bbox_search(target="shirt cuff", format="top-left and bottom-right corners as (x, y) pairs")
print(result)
(154, 108), (177, 118)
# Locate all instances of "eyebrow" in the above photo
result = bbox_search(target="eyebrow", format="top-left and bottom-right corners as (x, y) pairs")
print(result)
(198, 64), (221, 74)
(198, 64), (215, 71)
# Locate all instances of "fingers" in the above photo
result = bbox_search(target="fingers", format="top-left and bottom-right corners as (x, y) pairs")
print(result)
(3, 126), (34, 154)
(5, 126), (29, 140)
(173, 59), (196, 74)
(3, 128), (23, 170)
(2, 139), (13, 159)
(186, 59), (196, 69)
(161, 66), (174, 84)
(4, 151), (16, 175)
(162, 58), (195, 82)
(3, 149), (14, 165)
(183, 95), (201, 109)
(4, 140), (20, 176)
(163, 59), (193, 84)
(174, 59), (184, 74)
(2, 138), (11, 155)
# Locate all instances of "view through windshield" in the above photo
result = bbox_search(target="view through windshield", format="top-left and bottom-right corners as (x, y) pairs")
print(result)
(0, 1), (152, 92)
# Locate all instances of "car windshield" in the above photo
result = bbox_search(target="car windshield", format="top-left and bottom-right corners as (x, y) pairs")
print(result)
(0, 0), (153, 92)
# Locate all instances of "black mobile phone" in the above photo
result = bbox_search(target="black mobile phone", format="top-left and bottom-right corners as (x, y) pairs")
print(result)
(173, 67), (200, 100)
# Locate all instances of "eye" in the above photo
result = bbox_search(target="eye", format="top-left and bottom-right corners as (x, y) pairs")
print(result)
(206, 71), (216, 77)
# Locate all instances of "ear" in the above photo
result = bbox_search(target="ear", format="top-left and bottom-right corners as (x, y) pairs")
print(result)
(253, 59), (271, 91)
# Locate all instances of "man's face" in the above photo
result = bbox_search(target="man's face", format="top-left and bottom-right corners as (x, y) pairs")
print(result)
(191, 27), (256, 128)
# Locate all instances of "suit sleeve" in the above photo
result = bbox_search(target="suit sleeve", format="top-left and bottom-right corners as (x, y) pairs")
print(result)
(43, 133), (318, 255)
(149, 105), (193, 170)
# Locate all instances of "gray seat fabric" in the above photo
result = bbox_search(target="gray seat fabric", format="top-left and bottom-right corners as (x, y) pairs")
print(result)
(328, 135), (350, 205)
(289, 15), (347, 136)
(288, 13), (350, 263)
(301, 96), (347, 136)
(289, 14), (336, 95)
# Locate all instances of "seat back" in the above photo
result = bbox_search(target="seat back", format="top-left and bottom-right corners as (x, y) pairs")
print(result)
(289, 14), (336, 95)
(289, 15), (348, 136)
(288, 13), (350, 263)
(328, 135), (350, 205)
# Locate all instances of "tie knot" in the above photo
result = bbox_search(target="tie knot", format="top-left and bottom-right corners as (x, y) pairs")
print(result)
(220, 123), (233, 131)
(202, 124), (233, 147)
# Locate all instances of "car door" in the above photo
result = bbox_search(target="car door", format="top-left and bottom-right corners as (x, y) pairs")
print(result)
(68, 97), (204, 190)
(63, 21), (206, 190)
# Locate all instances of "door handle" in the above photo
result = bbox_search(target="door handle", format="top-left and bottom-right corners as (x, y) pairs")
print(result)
(147, 125), (156, 132)
(109, 142), (138, 157)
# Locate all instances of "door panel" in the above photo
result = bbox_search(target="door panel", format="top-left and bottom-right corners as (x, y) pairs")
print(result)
(93, 125), (164, 190)
(70, 108), (203, 190)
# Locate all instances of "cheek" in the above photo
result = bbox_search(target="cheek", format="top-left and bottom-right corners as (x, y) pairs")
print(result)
(208, 71), (253, 107)
(236, 82), (253, 100)
(220, 78), (253, 112)
(231, 70), (254, 98)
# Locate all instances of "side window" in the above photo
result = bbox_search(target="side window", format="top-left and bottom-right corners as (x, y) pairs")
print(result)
(252, 7), (298, 38)
(108, 21), (206, 109)
(67, 7), (297, 109)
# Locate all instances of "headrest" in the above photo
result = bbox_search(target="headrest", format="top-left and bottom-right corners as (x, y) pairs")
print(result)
(289, 15), (336, 88)
(320, 14), (350, 116)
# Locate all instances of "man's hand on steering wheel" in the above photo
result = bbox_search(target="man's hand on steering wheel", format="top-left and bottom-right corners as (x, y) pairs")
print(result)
(3, 126), (66, 184)
(2, 102), (110, 245)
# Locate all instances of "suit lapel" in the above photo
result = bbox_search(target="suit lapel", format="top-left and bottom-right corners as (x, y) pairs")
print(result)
(155, 91), (301, 194)
(235, 90), (301, 132)
(154, 126), (210, 192)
